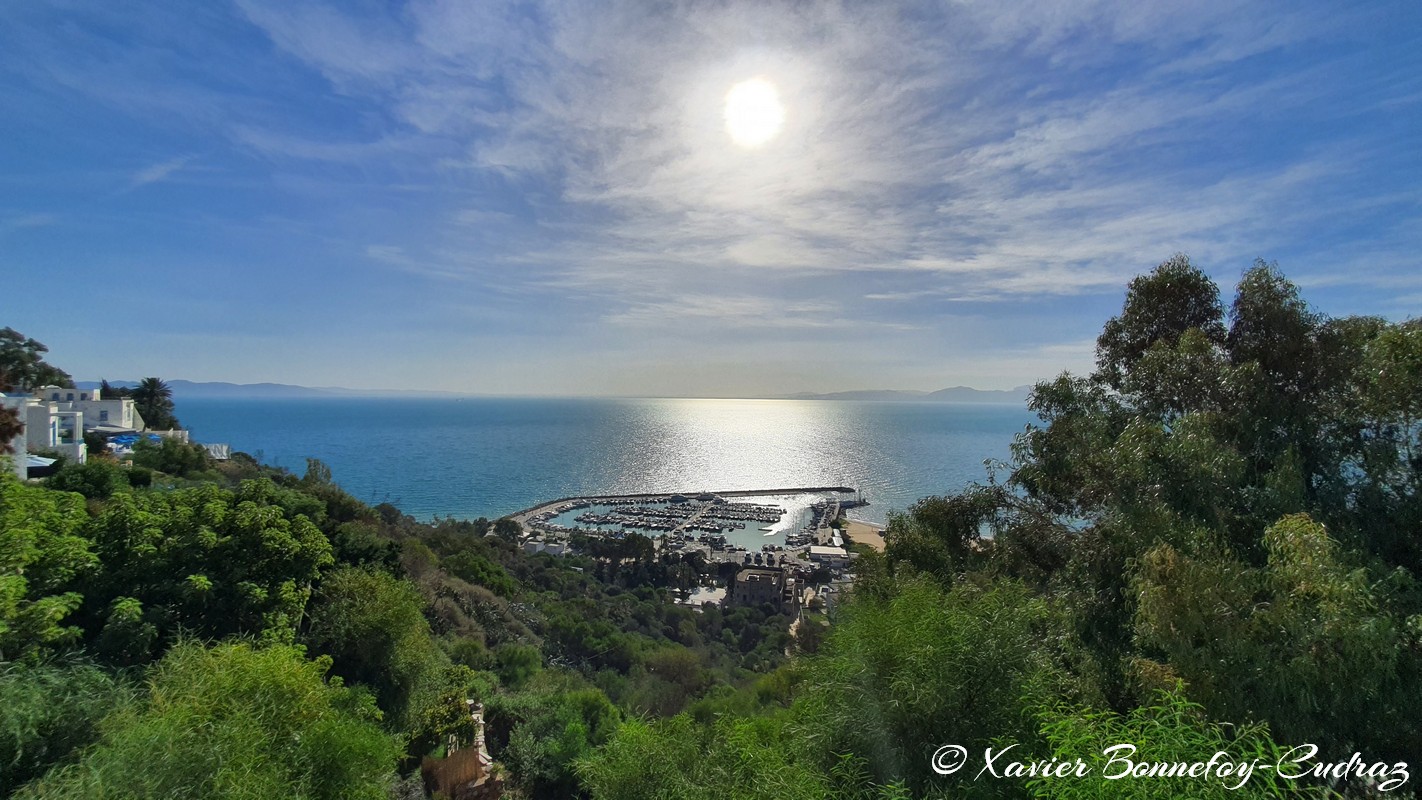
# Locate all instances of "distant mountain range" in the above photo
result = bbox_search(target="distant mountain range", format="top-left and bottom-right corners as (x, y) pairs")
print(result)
(75, 380), (1032, 403)
(75, 380), (466, 399)
(779, 386), (1032, 403)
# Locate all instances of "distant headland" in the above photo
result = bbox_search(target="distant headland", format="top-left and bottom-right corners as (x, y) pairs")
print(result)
(74, 380), (470, 399)
(774, 385), (1032, 403)
(78, 380), (1034, 403)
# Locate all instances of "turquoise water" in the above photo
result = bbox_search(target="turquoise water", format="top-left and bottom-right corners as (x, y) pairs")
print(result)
(176, 397), (1035, 526)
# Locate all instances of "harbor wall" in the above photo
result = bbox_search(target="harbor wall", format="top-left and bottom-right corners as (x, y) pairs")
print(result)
(508, 486), (857, 519)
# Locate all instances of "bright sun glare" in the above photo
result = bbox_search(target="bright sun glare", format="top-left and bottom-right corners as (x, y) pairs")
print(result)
(724, 78), (785, 148)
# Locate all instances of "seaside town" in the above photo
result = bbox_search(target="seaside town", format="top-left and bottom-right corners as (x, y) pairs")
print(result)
(512, 488), (883, 618)
(5, 0), (1418, 796)
(0, 339), (894, 800)
(0, 378), (880, 627)
(0, 383), (230, 479)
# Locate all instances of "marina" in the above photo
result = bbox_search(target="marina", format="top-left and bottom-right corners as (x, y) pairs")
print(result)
(511, 486), (870, 564)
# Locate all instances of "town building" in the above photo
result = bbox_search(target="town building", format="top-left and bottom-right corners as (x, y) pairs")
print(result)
(522, 537), (569, 556)
(727, 563), (800, 613)
(33, 385), (146, 433)
(1, 392), (87, 479)
(808, 545), (852, 569)
(2, 386), (212, 480)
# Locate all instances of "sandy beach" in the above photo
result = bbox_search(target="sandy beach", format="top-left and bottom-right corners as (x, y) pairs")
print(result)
(842, 519), (886, 552)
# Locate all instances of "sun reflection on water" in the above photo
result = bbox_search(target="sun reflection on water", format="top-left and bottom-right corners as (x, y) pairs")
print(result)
(176, 396), (1034, 526)
(601, 399), (852, 494)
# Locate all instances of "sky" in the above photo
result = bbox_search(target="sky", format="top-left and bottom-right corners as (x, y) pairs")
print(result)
(1, 1), (1418, 397)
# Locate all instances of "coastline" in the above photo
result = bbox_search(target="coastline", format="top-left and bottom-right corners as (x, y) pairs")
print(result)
(842, 518), (886, 552)
(508, 485), (857, 527)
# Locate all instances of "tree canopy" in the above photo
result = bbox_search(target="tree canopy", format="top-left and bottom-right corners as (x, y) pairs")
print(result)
(2, 257), (1418, 797)
(0, 328), (72, 393)
(16, 641), (399, 800)
(131, 377), (180, 430)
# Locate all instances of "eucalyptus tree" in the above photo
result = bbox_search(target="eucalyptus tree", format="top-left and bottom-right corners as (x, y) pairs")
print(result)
(1094, 254), (1227, 392)
(0, 328), (72, 391)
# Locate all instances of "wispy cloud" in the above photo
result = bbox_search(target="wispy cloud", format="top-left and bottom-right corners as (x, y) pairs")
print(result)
(3, 212), (58, 229)
(232, 127), (416, 163)
(2, 0), (1415, 393)
(0, 212), (59, 238)
(129, 155), (194, 190)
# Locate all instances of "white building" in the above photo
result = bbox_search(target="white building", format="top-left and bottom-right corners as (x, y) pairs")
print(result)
(33, 385), (145, 433)
(807, 545), (852, 569)
(0, 392), (87, 478)
(521, 538), (569, 556)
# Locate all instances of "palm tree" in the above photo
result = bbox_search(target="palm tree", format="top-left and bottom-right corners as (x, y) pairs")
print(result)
(132, 377), (178, 429)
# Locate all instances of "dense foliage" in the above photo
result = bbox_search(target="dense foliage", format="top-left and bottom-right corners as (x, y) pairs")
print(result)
(1, 258), (1417, 798)
(577, 258), (1421, 798)
(0, 328), (71, 393)
(0, 389), (797, 796)
(0, 660), (127, 795)
(15, 642), (398, 800)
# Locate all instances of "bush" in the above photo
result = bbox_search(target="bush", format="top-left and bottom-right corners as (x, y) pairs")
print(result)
(1030, 690), (1331, 799)
(16, 641), (399, 800)
(577, 713), (827, 800)
(83, 432), (108, 457)
(130, 437), (210, 478)
(77, 481), (335, 664)
(444, 549), (518, 596)
(302, 568), (446, 730)
(126, 466), (152, 488)
(0, 660), (129, 796)
(494, 643), (543, 689)
(789, 577), (1088, 796)
(490, 684), (621, 797)
(46, 460), (129, 499)
(0, 472), (95, 659)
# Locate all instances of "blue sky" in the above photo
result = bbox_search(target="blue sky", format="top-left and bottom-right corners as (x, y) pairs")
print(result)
(2, 1), (1418, 396)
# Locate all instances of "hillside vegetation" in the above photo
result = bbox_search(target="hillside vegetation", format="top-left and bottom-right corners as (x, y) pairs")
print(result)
(2, 256), (1419, 798)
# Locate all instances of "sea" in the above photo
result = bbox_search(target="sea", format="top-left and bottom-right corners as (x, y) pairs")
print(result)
(176, 397), (1037, 528)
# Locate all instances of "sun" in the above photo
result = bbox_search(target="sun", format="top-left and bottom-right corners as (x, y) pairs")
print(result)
(724, 78), (785, 148)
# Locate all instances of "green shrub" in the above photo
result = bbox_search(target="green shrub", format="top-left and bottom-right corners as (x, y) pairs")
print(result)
(130, 437), (210, 478)
(46, 460), (129, 499)
(16, 641), (399, 800)
(302, 568), (445, 730)
(0, 660), (129, 796)
(494, 643), (542, 689)
(126, 466), (152, 488)
(1030, 690), (1331, 799)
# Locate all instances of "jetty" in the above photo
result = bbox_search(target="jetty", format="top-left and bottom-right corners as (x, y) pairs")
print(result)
(508, 486), (857, 531)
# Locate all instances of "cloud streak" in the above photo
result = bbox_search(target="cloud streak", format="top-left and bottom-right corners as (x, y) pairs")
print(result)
(236, 1), (1410, 296)
(2, 0), (1416, 393)
(128, 155), (195, 190)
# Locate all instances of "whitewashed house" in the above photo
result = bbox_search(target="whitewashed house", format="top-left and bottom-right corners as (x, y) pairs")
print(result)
(33, 385), (145, 433)
(0, 392), (87, 478)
